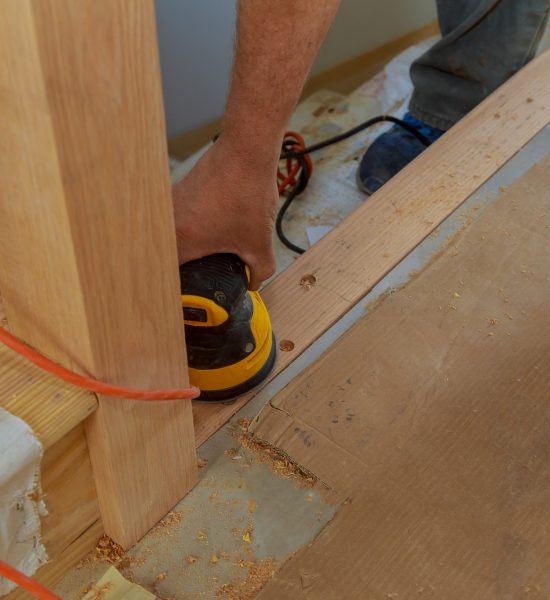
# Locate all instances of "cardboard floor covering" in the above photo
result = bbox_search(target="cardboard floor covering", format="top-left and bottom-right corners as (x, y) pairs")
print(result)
(251, 157), (550, 599)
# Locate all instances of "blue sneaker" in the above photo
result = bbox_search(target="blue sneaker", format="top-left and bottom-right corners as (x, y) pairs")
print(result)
(356, 112), (445, 196)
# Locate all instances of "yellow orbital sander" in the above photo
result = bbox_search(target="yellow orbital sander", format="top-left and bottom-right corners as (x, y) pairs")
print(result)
(179, 254), (276, 401)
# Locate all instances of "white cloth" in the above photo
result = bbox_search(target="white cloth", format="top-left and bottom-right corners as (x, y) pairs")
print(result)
(0, 407), (47, 595)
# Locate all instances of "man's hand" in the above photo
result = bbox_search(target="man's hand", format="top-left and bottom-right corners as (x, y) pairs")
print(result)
(173, 0), (341, 290)
(173, 137), (278, 291)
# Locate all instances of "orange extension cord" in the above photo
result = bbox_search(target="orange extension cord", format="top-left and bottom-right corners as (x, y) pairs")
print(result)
(0, 326), (199, 401)
(277, 130), (312, 195)
(0, 560), (61, 600)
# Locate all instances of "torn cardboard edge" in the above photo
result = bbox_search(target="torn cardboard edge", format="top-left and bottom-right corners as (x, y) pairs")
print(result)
(82, 566), (155, 600)
(0, 408), (47, 596)
(254, 157), (550, 599)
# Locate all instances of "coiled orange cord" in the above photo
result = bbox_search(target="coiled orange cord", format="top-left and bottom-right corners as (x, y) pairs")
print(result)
(0, 326), (199, 401)
(0, 560), (61, 600)
(277, 130), (313, 195)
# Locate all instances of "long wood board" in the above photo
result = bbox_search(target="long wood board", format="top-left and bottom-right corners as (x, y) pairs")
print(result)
(192, 49), (550, 447)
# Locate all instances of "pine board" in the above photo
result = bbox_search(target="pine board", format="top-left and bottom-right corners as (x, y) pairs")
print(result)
(0, 344), (97, 451)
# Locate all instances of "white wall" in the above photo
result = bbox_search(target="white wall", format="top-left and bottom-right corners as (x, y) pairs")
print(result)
(156, 0), (436, 139)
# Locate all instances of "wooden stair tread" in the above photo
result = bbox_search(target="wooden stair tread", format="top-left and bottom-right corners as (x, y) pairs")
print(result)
(0, 343), (97, 450)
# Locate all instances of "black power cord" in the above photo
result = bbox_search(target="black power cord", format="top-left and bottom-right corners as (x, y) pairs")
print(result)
(276, 115), (433, 254)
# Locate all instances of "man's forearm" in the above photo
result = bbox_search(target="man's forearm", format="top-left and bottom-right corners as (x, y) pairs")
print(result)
(219, 0), (341, 165)
(173, 0), (341, 286)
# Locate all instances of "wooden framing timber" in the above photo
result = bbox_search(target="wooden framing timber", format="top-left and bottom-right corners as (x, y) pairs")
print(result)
(0, 0), (196, 549)
(192, 48), (550, 446)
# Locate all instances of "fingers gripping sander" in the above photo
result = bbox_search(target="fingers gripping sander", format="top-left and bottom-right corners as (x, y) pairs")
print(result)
(179, 254), (276, 401)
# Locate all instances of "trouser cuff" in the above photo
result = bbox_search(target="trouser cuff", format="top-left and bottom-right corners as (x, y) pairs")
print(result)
(408, 96), (456, 132)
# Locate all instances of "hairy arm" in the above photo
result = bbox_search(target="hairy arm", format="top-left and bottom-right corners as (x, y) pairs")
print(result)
(173, 0), (341, 289)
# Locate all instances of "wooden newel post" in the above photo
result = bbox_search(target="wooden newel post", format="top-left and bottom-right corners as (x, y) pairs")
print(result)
(0, 0), (197, 547)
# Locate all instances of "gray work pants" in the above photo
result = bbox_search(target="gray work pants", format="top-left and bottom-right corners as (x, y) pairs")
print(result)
(409, 0), (550, 130)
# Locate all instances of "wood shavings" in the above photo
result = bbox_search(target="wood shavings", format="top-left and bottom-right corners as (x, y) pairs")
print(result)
(238, 418), (250, 432)
(210, 554), (219, 564)
(160, 511), (184, 526)
(81, 536), (124, 566)
(299, 274), (317, 290)
(197, 457), (208, 468)
(216, 557), (277, 600)
(279, 339), (295, 352)
(155, 572), (167, 581)
(186, 555), (199, 565)
(148, 510), (185, 538)
(197, 530), (208, 541)
(488, 318), (499, 326)
(238, 434), (317, 488)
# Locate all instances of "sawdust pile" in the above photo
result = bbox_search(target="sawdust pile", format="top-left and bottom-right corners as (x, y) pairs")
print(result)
(238, 432), (317, 488)
(78, 534), (145, 584)
(152, 510), (184, 531)
(216, 557), (278, 600)
(235, 418), (317, 487)
(85, 536), (125, 565)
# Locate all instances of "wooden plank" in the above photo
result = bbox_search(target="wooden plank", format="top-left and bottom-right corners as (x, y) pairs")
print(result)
(0, 0), (196, 548)
(0, 345), (97, 450)
(256, 156), (550, 600)
(40, 425), (101, 559)
(0, 293), (6, 327)
(192, 49), (550, 447)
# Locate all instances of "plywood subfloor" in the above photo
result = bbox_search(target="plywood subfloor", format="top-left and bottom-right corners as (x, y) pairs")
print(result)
(252, 156), (550, 599)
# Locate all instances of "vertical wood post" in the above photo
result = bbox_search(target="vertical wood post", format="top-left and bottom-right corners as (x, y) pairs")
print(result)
(0, 0), (197, 547)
